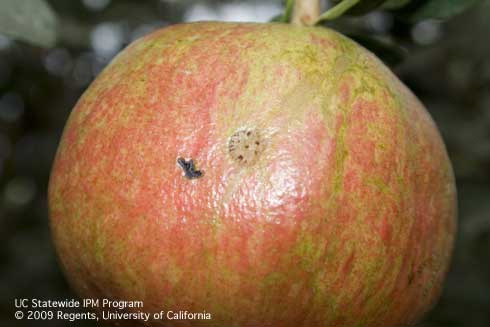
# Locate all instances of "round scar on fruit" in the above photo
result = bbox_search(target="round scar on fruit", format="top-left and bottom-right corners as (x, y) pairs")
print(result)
(48, 1), (457, 326)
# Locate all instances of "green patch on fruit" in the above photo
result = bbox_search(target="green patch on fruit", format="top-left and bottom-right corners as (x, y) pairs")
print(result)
(122, 264), (146, 299)
(293, 232), (325, 273)
(263, 271), (286, 286)
(366, 176), (396, 198)
(90, 206), (107, 266)
(165, 263), (183, 286)
(278, 44), (322, 75)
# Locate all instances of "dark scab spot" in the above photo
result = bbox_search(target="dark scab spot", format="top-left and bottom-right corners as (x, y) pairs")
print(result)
(255, 141), (260, 145)
(245, 145), (249, 149)
(177, 157), (203, 180)
(238, 155), (244, 161)
(247, 131), (251, 136)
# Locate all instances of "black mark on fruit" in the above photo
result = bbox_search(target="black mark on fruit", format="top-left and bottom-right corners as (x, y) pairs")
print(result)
(177, 158), (203, 179)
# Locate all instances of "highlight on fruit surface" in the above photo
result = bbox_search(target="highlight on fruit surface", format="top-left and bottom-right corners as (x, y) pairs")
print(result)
(48, 3), (457, 327)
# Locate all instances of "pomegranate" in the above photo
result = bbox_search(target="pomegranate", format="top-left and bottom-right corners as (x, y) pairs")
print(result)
(49, 22), (457, 326)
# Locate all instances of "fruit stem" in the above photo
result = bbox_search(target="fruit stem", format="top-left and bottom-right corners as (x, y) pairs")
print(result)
(315, 0), (361, 24)
(291, 0), (321, 26)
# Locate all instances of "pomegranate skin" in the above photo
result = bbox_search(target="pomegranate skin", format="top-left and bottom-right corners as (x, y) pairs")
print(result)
(49, 22), (457, 327)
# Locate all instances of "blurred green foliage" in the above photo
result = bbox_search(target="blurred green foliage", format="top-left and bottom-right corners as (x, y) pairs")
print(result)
(0, 0), (57, 47)
(400, 0), (486, 21)
(330, 0), (486, 21)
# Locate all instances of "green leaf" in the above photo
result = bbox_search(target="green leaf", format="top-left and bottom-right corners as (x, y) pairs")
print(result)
(317, 0), (363, 22)
(330, 0), (387, 16)
(271, 0), (295, 23)
(0, 0), (57, 47)
(406, 0), (484, 21)
(382, 0), (413, 10)
(282, 0), (295, 23)
(349, 34), (407, 67)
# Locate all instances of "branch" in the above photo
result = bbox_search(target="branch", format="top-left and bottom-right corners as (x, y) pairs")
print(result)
(291, 0), (321, 26)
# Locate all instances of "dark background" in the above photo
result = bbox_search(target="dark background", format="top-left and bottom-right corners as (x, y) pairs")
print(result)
(1, 0), (489, 326)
